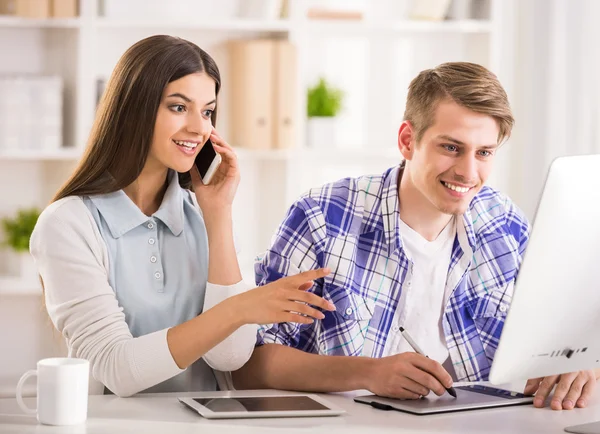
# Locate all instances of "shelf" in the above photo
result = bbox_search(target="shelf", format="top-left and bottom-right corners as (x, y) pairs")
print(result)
(0, 16), (81, 28)
(235, 147), (399, 161)
(0, 277), (41, 295)
(94, 18), (291, 32)
(390, 19), (492, 33)
(0, 146), (396, 162)
(305, 19), (491, 35)
(0, 148), (83, 161)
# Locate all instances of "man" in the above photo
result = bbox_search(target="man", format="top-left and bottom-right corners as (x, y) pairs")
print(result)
(233, 62), (598, 410)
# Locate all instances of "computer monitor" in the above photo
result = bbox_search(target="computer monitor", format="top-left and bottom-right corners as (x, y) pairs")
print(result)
(488, 154), (600, 434)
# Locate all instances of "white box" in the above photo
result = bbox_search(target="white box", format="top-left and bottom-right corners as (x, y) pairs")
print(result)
(0, 75), (63, 151)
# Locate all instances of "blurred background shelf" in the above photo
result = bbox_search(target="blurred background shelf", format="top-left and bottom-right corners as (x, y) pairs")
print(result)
(0, 0), (510, 283)
(305, 19), (492, 35)
(389, 18), (492, 33)
(94, 18), (291, 32)
(235, 147), (399, 161)
(0, 16), (81, 28)
(0, 148), (83, 161)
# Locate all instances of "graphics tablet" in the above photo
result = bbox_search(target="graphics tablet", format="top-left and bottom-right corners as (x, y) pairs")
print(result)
(178, 394), (346, 419)
(354, 385), (533, 415)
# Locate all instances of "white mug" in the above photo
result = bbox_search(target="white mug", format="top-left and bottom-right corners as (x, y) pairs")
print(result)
(16, 358), (89, 426)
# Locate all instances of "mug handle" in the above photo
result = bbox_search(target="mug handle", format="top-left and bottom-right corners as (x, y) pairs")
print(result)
(16, 370), (37, 415)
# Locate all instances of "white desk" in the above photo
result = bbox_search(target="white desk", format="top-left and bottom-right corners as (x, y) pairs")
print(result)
(1, 389), (599, 434)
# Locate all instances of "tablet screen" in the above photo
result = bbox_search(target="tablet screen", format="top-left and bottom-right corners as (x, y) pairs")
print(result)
(456, 385), (529, 400)
(192, 396), (329, 413)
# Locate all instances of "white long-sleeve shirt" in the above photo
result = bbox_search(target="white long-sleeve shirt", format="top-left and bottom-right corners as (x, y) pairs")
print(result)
(30, 177), (257, 397)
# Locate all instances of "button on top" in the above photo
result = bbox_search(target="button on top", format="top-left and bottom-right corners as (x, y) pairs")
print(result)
(150, 256), (157, 263)
(147, 222), (154, 229)
(345, 307), (353, 316)
(499, 304), (507, 313)
(148, 238), (155, 245)
(154, 272), (161, 279)
(392, 325), (400, 332)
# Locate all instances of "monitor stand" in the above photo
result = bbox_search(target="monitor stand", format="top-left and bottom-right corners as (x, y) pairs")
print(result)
(565, 421), (600, 433)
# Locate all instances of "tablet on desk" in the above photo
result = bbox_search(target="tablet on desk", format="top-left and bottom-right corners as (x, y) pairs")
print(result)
(354, 385), (534, 415)
(178, 394), (345, 419)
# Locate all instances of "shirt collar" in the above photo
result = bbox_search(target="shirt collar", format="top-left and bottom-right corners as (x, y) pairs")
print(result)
(153, 170), (184, 236)
(380, 164), (402, 254)
(90, 170), (184, 239)
(384, 161), (478, 254)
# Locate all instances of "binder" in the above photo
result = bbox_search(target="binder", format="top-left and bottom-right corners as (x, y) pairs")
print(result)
(51, 0), (77, 17)
(228, 39), (297, 150)
(272, 40), (296, 149)
(0, 0), (16, 15)
(16, 0), (50, 18)
(228, 40), (274, 150)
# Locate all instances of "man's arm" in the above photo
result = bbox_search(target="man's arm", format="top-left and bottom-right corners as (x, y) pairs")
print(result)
(235, 197), (452, 398)
(233, 344), (371, 392)
(233, 343), (453, 398)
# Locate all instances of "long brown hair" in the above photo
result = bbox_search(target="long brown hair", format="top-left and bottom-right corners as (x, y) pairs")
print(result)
(53, 35), (221, 202)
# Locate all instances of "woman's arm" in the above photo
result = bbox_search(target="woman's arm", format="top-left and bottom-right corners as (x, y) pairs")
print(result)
(32, 204), (184, 397)
(32, 201), (332, 397)
(32, 203), (246, 396)
(189, 131), (252, 370)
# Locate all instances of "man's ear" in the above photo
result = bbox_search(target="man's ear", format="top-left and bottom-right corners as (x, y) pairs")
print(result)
(398, 121), (416, 160)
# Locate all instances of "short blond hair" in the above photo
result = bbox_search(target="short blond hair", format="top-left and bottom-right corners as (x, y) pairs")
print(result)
(404, 62), (514, 144)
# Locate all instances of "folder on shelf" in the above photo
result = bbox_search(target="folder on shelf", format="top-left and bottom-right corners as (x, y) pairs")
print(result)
(228, 40), (274, 150)
(0, 0), (16, 15)
(272, 40), (296, 149)
(15, 0), (49, 18)
(51, 0), (77, 18)
(228, 39), (297, 150)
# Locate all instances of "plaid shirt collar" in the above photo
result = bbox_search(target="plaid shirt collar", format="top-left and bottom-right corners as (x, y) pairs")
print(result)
(381, 163), (478, 256)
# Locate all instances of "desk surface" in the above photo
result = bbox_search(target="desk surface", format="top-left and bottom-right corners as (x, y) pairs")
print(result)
(1, 388), (599, 434)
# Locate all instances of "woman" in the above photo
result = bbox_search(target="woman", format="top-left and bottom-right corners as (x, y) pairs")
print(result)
(30, 35), (334, 397)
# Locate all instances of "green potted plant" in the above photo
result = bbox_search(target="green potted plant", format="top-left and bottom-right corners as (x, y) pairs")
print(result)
(1, 208), (41, 279)
(306, 77), (344, 148)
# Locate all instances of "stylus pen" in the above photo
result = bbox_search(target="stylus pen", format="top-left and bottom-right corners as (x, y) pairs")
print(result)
(399, 326), (457, 398)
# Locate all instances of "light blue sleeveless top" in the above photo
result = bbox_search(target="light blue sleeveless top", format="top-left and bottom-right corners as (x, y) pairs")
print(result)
(83, 170), (216, 392)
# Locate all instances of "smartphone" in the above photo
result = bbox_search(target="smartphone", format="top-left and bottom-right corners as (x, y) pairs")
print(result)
(194, 139), (222, 185)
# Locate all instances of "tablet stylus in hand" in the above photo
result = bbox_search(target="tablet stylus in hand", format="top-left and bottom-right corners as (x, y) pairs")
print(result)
(399, 326), (457, 398)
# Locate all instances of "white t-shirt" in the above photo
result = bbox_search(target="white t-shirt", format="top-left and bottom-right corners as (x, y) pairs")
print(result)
(384, 217), (457, 374)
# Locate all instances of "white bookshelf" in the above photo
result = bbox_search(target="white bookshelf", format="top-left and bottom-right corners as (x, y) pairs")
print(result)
(94, 18), (292, 32)
(305, 18), (492, 35)
(0, 0), (515, 284)
(0, 16), (81, 28)
(0, 148), (82, 161)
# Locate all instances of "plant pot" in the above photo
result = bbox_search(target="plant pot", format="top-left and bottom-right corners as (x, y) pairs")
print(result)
(19, 252), (38, 280)
(307, 117), (337, 149)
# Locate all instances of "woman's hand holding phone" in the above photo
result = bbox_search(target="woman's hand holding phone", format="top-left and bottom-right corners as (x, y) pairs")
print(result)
(191, 129), (239, 216)
(229, 268), (336, 326)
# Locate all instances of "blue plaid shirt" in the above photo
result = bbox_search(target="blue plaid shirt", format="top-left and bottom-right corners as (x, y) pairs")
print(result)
(256, 165), (530, 381)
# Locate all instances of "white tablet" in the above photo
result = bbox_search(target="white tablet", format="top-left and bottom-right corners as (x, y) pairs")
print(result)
(354, 385), (534, 415)
(178, 394), (346, 419)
